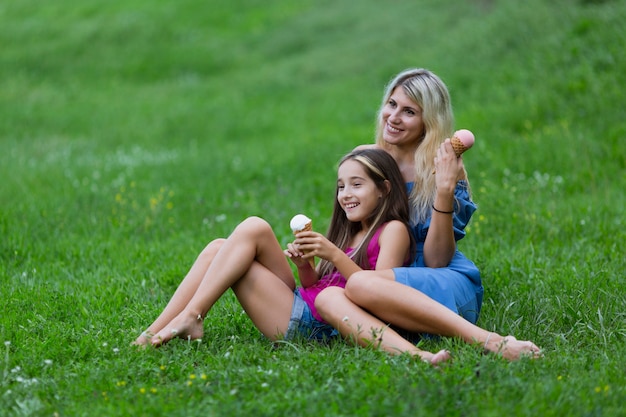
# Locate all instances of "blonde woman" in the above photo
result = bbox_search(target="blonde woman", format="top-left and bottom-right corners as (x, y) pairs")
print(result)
(316, 69), (541, 360)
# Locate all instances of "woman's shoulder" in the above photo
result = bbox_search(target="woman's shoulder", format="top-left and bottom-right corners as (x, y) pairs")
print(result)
(353, 144), (380, 151)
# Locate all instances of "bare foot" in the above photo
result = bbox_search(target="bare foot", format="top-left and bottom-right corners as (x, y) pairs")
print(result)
(151, 312), (204, 346)
(485, 335), (542, 361)
(430, 349), (452, 365)
(419, 349), (452, 366)
(132, 330), (155, 347)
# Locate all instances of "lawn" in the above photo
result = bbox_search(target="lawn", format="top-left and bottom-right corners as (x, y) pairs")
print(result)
(1, 0), (625, 415)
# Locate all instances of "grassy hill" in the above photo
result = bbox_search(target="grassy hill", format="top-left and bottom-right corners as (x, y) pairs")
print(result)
(1, 0), (624, 415)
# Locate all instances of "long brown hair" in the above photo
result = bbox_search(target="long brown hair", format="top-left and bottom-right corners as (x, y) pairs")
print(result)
(316, 148), (415, 278)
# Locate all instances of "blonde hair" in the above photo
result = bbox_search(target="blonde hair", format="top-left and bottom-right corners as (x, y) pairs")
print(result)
(375, 68), (468, 223)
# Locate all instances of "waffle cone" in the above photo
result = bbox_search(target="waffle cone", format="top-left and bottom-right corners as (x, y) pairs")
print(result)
(293, 221), (315, 269)
(451, 136), (468, 157)
(293, 222), (313, 234)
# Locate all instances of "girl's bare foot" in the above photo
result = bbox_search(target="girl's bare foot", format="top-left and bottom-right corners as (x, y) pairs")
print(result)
(132, 330), (155, 347)
(430, 349), (452, 365)
(485, 334), (542, 360)
(419, 349), (452, 366)
(151, 312), (204, 346)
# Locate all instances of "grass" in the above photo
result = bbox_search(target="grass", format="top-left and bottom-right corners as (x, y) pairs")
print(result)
(1, 0), (625, 415)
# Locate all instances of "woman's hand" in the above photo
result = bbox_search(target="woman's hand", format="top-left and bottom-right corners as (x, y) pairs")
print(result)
(426, 139), (465, 267)
(434, 139), (465, 194)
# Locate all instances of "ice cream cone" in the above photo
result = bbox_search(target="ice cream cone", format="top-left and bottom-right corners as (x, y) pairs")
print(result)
(432, 129), (475, 174)
(450, 135), (468, 157)
(289, 214), (316, 269)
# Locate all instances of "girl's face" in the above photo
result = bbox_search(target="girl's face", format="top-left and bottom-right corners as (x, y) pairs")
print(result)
(381, 87), (425, 147)
(337, 159), (382, 225)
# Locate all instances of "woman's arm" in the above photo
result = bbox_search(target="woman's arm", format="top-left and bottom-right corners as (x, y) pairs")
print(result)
(423, 140), (466, 267)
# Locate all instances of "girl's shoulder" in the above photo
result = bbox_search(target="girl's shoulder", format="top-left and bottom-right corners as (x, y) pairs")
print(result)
(376, 220), (409, 243)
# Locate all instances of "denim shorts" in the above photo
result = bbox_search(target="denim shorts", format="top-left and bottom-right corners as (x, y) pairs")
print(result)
(284, 289), (339, 342)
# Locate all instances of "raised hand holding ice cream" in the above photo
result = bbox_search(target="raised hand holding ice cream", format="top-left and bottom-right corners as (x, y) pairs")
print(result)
(433, 129), (475, 173)
(289, 214), (315, 269)
(450, 129), (475, 157)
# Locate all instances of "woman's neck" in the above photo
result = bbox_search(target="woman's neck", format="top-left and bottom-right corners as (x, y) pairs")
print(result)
(387, 146), (417, 183)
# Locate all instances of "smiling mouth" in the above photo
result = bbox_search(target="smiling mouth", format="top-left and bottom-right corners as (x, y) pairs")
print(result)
(386, 123), (401, 133)
(345, 202), (359, 209)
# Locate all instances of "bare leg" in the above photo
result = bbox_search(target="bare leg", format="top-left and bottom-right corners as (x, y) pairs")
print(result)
(151, 217), (296, 346)
(232, 261), (296, 340)
(133, 238), (226, 346)
(315, 287), (451, 365)
(345, 270), (542, 360)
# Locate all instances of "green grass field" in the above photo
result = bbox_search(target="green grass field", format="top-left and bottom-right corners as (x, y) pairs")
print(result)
(1, 0), (625, 415)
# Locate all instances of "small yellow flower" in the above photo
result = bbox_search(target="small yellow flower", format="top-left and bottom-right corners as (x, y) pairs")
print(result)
(186, 380), (193, 386)
(160, 365), (166, 371)
(116, 381), (126, 387)
(150, 388), (157, 394)
(140, 387), (146, 394)
(200, 374), (207, 380)
(189, 374), (196, 380)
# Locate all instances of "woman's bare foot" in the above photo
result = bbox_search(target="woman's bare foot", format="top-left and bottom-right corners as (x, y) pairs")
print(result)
(485, 334), (542, 360)
(151, 312), (204, 346)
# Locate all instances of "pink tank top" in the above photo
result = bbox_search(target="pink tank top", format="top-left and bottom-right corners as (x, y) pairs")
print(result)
(298, 224), (387, 322)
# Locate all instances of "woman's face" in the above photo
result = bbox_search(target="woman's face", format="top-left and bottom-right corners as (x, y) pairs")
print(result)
(337, 159), (382, 225)
(381, 87), (425, 147)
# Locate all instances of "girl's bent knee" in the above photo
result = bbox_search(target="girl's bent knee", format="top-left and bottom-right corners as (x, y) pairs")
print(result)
(314, 287), (344, 318)
(198, 238), (226, 261)
(237, 216), (273, 236)
(345, 271), (373, 294)
(345, 271), (380, 303)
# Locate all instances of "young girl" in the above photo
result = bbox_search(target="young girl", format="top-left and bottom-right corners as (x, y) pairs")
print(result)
(133, 149), (451, 364)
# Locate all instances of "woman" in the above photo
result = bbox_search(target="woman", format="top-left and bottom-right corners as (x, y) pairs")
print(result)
(315, 69), (541, 360)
